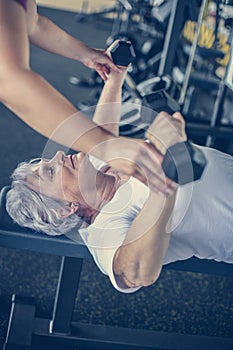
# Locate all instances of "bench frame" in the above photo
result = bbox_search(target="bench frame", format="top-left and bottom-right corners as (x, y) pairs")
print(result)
(0, 183), (232, 349)
(1, 226), (233, 350)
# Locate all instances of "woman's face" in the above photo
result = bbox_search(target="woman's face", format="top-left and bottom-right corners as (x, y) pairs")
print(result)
(26, 151), (97, 204)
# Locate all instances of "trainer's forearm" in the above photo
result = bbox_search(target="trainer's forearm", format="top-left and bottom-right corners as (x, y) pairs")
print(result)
(29, 14), (91, 63)
(113, 190), (177, 288)
(2, 68), (115, 154)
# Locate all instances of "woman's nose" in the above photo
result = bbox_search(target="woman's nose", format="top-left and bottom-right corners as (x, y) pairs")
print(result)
(51, 151), (65, 165)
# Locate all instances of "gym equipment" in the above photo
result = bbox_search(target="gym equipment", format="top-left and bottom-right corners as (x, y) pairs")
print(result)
(70, 0), (169, 89)
(72, 41), (137, 112)
(225, 36), (233, 91)
(69, 40), (136, 88)
(179, 0), (209, 105)
(143, 90), (207, 184)
(161, 140), (207, 185)
(173, 0), (233, 148)
(74, 0), (116, 22)
(91, 34), (207, 184)
(1, 185), (232, 350)
(158, 0), (186, 76)
(206, 24), (233, 147)
(118, 75), (172, 138)
(106, 0), (167, 82)
(175, 0), (233, 123)
(122, 72), (207, 185)
(110, 40), (136, 66)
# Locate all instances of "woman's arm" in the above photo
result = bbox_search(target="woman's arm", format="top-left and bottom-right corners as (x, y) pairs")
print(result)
(92, 53), (128, 135)
(113, 190), (177, 288)
(112, 113), (187, 288)
(93, 51), (175, 286)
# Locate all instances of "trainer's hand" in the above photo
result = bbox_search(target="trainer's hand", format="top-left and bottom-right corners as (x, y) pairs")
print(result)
(83, 47), (121, 81)
(103, 137), (176, 195)
(145, 112), (187, 155)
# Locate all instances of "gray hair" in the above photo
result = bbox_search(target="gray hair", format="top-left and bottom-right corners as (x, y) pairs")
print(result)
(6, 159), (83, 236)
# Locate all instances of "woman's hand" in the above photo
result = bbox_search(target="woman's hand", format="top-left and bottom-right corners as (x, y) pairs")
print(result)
(145, 112), (187, 155)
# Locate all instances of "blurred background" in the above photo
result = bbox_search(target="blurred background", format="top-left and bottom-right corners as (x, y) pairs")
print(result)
(0, 0), (233, 349)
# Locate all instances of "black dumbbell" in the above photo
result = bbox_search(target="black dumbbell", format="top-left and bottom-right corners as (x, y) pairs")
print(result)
(110, 40), (136, 66)
(143, 90), (207, 185)
(161, 139), (207, 185)
(142, 90), (180, 122)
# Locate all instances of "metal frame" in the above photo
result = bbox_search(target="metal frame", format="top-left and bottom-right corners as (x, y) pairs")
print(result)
(158, 0), (186, 76)
(1, 226), (233, 350)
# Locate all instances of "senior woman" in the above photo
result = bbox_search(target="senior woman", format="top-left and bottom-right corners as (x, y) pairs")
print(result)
(6, 59), (233, 293)
(0, 0), (164, 193)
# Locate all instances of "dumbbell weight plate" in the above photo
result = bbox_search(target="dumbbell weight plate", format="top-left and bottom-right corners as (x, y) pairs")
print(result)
(162, 141), (207, 185)
(110, 41), (136, 66)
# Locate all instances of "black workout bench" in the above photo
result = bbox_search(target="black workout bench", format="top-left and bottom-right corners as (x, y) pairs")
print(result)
(0, 185), (233, 350)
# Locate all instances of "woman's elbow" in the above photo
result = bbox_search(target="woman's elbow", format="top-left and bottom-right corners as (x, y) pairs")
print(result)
(140, 271), (161, 287)
(114, 251), (162, 288)
(120, 268), (161, 288)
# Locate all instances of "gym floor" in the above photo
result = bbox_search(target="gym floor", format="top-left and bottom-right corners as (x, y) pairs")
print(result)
(0, 3), (232, 349)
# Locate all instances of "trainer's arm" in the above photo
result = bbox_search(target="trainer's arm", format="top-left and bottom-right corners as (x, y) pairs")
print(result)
(113, 190), (177, 288)
(29, 2), (118, 79)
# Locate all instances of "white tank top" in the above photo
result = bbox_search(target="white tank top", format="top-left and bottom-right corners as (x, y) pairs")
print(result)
(78, 147), (233, 292)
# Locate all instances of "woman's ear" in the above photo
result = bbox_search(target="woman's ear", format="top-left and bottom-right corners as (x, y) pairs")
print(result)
(57, 202), (80, 218)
